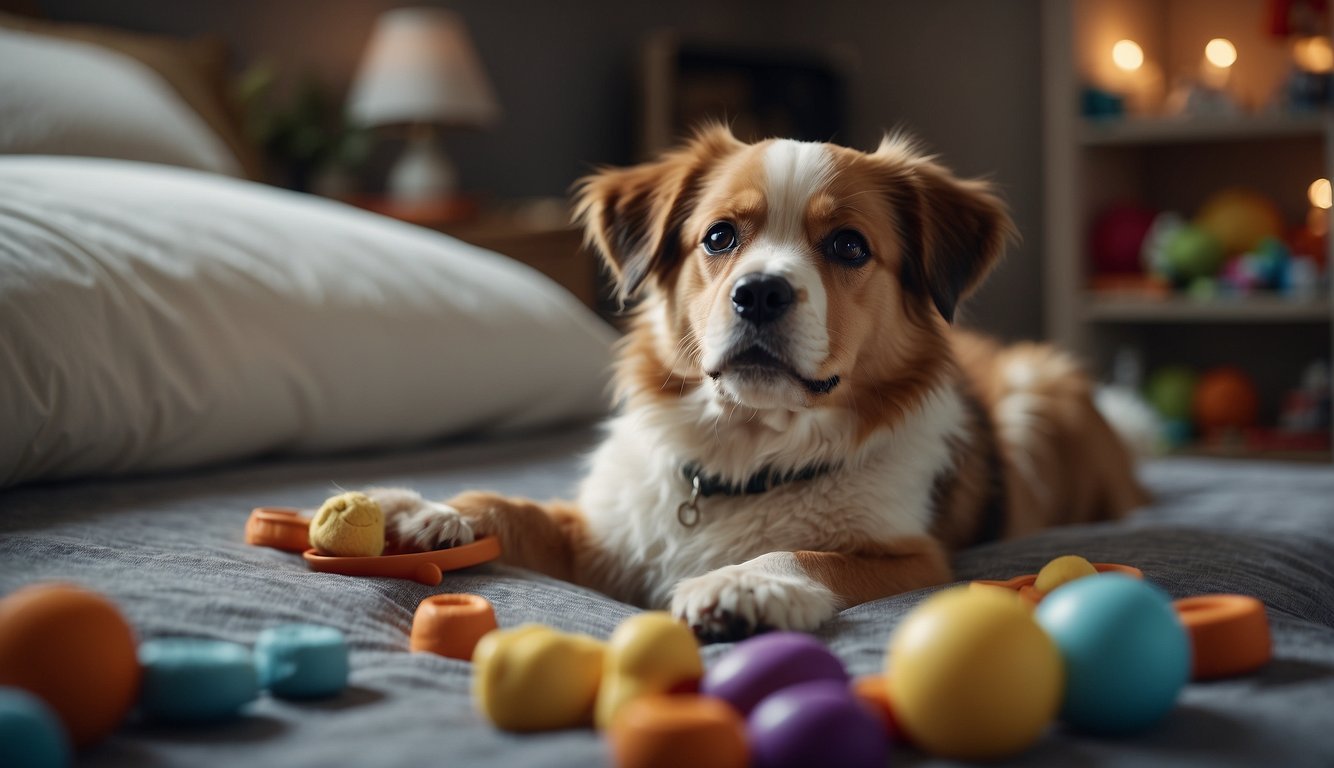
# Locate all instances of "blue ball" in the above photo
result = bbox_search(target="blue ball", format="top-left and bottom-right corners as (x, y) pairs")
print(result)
(254, 624), (349, 699)
(138, 639), (259, 723)
(1035, 573), (1190, 734)
(0, 688), (70, 768)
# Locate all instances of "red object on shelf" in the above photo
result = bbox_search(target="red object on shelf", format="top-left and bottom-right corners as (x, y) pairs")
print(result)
(1194, 368), (1261, 433)
(1091, 204), (1157, 275)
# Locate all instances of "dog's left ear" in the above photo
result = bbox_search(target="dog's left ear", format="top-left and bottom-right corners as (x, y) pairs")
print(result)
(573, 125), (741, 302)
(878, 136), (1016, 324)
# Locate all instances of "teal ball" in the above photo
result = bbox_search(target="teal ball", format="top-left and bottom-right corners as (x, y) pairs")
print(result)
(1036, 574), (1190, 734)
(0, 687), (70, 768)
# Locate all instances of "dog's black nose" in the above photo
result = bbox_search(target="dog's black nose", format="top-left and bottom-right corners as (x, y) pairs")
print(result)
(731, 273), (794, 325)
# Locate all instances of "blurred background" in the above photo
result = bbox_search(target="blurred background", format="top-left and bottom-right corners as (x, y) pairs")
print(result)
(2, 0), (1044, 340)
(2, 0), (1331, 460)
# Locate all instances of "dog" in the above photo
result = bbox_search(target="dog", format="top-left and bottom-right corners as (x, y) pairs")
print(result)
(366, 125), (1147, 642)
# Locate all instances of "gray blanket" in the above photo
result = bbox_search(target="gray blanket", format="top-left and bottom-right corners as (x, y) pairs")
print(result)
(2, 425), (1333, 767)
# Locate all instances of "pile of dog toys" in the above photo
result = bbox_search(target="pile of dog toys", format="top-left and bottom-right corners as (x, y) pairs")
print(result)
(0, 483), (1274, 768)
(0, 582), (351, 768)
(463, 554), (1270, 766)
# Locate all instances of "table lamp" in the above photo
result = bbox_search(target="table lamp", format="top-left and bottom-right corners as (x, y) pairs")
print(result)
(346, 7), (500, 202)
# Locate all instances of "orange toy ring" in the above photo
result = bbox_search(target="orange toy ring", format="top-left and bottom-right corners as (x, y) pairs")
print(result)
(1173, 594), (1271, 680)
(245, 507), (313, 552)
(302, 536), (502, 586)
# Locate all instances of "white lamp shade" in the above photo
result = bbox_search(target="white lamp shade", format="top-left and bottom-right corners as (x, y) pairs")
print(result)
(346, 7), (500, 128)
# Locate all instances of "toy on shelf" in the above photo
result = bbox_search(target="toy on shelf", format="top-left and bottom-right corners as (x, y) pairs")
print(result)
(1194, 367), (1261, 435)
(1279, 360), (1332, 433)
(309, 491), (386, 557)
(411, 593), (498, 661)
(0, 687), (71, 768)
(471, 624), (606, 732)
(0, 583), (139, 748)
(886, 586), (1063, 760)
(608, 695), (748, 768)
(596, 612), (703, 730)
(1091, 203), (1158, 274)
(137, 639), (260, 723)
(1195, 187), (1286, 257)
(1034, 574), (1190, 735)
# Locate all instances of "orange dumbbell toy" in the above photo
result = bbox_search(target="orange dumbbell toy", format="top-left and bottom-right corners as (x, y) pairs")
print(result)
(244, 507), (312, 552)
(0, 583), (140, 748)
(609, 695), (748, 768)
(411, 594), (498, 661)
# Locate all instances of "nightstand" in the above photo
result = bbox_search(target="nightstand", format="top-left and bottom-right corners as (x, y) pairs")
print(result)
(354, 197), (603, 312)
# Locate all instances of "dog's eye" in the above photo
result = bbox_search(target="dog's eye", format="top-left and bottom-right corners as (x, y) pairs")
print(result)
(703, 222), (739, 255)
(828, 230), (870, 265)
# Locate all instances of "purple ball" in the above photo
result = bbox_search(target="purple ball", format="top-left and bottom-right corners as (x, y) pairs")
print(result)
(749, 680), (889, 768)
(700, 632), (848, 716)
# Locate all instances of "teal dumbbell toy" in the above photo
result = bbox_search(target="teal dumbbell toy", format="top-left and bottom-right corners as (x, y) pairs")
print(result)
(255, 624), (349, 699)
(138, 639), (259, 723)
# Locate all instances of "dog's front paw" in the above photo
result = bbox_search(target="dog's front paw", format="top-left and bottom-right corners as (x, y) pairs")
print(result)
(367, 487), (476, 552)
(669, 556), (839, 643)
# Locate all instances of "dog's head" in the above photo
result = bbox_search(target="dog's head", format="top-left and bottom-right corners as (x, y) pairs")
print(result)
(575, 125), (1014, 418)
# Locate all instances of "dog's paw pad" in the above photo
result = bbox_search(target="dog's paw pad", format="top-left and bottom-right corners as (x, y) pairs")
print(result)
(669, 563), (836, 643)
(395, 503), (475, 551)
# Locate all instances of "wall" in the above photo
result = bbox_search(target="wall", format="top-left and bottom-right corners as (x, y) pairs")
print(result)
(33, 0), (1044, 340)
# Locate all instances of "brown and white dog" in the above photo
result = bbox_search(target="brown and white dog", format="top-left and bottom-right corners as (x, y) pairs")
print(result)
(368, 126), (1147, 642)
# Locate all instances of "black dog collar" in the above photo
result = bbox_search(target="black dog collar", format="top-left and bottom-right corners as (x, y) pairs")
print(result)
(676, 460), (838, 527)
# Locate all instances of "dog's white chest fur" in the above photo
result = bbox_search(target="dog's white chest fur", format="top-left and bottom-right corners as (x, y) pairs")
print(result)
(576, 384), (967, 608)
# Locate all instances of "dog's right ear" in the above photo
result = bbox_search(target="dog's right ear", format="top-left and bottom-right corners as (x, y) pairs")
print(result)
(573, 125), (741, 302)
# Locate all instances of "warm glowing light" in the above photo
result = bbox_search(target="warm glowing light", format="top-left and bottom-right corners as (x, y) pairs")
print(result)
(1293, 36), (1334, 74)
(1310, 178), (1332, 210)
(1112, 39), (1144, 72)
(1205, 38), (1237, 68)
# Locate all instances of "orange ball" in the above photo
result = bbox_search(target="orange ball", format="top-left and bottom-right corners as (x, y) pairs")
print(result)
(608, 695), (748, 768)
(1193, 367), (1259, 433)
(850, 674), (899, 739)
(0, 583), (140, 747)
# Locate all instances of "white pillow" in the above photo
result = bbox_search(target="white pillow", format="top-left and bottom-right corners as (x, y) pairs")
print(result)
(0, 156), (617, 487)
(0, 28), (241, 176)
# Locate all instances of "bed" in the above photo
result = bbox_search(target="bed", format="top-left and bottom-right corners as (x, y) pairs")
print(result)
(3, 23), (1334, 767)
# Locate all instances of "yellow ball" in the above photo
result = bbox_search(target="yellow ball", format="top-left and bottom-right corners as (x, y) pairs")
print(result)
(472, 625), (606, 731)
(309, 492), (385, 557)
(1194, 188), (1283, 255)
(887, 586), (1063, 760)
(1034, 555), (1098, 594)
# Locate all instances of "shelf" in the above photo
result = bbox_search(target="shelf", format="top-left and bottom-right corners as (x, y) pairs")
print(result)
(1082, 294), (1331, 323)
(1080, 113), (1330, 147)
(1171, 443), (1333, 463)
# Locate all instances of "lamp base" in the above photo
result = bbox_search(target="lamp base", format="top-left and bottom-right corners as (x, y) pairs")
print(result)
(387, 126), (457, 203)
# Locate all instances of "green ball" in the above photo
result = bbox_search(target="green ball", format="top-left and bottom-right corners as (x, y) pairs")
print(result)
(1145, 367), (1197, 421)
(1161, 226), (1225, 281)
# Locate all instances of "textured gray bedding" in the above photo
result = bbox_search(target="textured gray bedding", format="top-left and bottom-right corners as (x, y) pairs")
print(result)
(2, 424), (1333, 767)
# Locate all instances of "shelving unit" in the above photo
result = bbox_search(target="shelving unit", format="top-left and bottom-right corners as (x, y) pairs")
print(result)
(1042, 0), (1334, 461)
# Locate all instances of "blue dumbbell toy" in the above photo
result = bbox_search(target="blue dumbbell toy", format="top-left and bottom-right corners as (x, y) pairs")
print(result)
(254, 624), (349, 699)
(138, 639), (260, 723)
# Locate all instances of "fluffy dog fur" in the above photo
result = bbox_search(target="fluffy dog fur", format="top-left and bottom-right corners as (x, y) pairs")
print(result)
(368, 126), (1147, 642)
